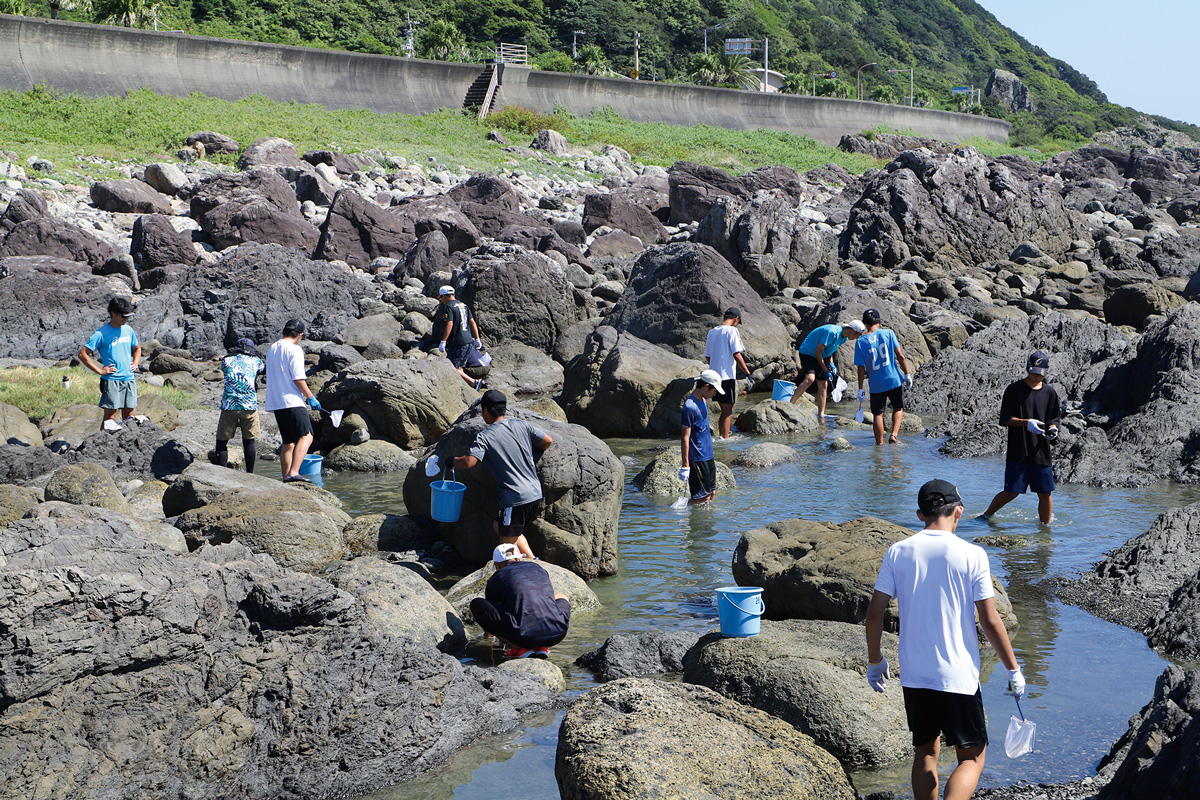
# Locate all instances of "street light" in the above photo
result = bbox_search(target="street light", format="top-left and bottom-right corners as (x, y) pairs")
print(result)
(856, 62), (877, 100)
(572, 30), (586, 60)
(703, 22), (728, 55)
(887, 67), (915, 106)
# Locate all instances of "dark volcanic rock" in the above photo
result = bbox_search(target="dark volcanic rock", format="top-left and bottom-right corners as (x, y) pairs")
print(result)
(185, 131), (240, 156)
(175, 243), (369, 358)
(130, 214), (197, 268)
(447, 173), (527, 237)
(841, 147), (1084, 268)
(315, 189), (416, 268)
(0, 442), (64, 483)
(605, 242), (791, 373)
(90, 179), (172, 215)
(0, 188), (49, 231)
(0, 217), (114, 268)
(0, 516), (554, 799)
(575, 631), (701, 682)
(582, 193), (668, 244)
(397, 230), (450, 281)
(303, 150), (377, 175)
(668, 160), (752, 225)
(496, 224), (588, 266)
(185, 168), (317, 251)
(391, 194), (481, 253)
(456, 242), (593, 354)
(72, 419), (194, 481)
(237, 136), (303, 170)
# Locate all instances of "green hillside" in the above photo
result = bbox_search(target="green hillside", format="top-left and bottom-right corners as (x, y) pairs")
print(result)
(20, 0), (1200, 145)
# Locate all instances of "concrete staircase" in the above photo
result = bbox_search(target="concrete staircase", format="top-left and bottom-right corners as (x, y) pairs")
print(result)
(463, 64), (499, 118)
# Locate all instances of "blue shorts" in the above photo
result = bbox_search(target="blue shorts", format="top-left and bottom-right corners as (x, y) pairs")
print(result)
(447, 342), (470, 369)
(1004, 462), (1055, 494)
(98, 378), (137, 410)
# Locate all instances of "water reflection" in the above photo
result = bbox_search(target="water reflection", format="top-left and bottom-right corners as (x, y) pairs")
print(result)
(327, 398), (1200, 799)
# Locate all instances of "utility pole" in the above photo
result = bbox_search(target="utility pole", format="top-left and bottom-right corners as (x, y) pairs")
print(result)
(573, 30), (585, 60)
(634, 32), (640, 79)
(405, 13), (419, 59)
(761, 37), (768, 91)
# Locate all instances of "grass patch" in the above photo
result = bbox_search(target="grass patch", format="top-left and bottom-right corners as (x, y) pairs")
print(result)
(0, 366), (198, 424)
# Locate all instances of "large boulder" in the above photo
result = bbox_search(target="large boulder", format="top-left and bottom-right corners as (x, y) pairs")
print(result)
(483, 339), (566, 396)
(555, 678), (856, 800)
(560, 326), (706, 437)
(23, 500), (187, 552)
(1103, 282), (1186, 328)
(0, 401), (42, 446)
(667, 160), (752, 225)
(581, 193), (668, 244)
(323, 557), (466, 652)
(606, 242), (791, 374)
(0, 217), (114, 268)
(70, 418), (193, 481)
(0, 484), (41, 526)
(131, 214), (197, 268)
(0, 517), (555, 799)
(174, 242), (369, 358)
(174, 487), (345, 572)
(683, 620), (908, 768)
(41, 396), (181, 450)
(456, 243), (594, 354)
(43, 462), (133, 514)
(732, 516), (1018, 635)
(89, 179), (172, 215)
(390, 194), (481, 253)
(735, 398), (820, 435)
(985, 68), (1035, 112)
(0, 188), (49, 231)
(403, 407), (623, 579)
(1096, 665), (1200, 800)
(1147, 572), (1200, 661)
(318, 357), (478, 449)
(314, 189), (417, 268)
(236, 136), (303, 169)
(841, 147), (1084, 269)
(0, 442), (65, 483)
(162, 462), (346, 519)
(632, 450), (735, 495)
(446, 173), (528, 238)
(444, 560), (601, 623)
(574, 631), (701, 682)
(184, 168), (317, 251)
(324, 439), (417, 472)
(185, 130), (240, 156)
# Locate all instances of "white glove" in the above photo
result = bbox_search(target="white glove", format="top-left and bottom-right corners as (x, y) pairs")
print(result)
(678, 467), (690, 483)
(472, 338), (481, 349)
(857, 389), (866, 402)
(903, 373), (913, 390)
(745, 377), (753, 393)
(424, 454), (440, 477)
(1026, 419), (1045, 435)
(437, 341), (446, 354)
(1004, 668), (1026, 699)
(867, 657), (889, 692)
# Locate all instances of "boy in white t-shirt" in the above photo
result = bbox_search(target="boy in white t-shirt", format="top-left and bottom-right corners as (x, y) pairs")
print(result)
(703, 307), (751, 439)
(265, 319), (324, 482)
(865, 479), (1026, 800)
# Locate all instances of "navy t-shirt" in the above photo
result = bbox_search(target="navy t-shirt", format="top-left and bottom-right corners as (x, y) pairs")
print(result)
(485, 561), (569, 641)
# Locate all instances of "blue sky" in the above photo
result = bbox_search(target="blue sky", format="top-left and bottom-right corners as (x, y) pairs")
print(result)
(975, 0), (1198, 127)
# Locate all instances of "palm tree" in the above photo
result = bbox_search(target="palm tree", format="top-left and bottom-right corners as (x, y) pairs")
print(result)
(715, 53), (759, 90)
(94, 0), (159, 27)
(780, 73), (805, 95)
(688, 52), (723, 86)
(574, 44), (610, 76)
(0, 0), (26, 14)
(50, 0), (91, 19)
(416, 20), (468, 62)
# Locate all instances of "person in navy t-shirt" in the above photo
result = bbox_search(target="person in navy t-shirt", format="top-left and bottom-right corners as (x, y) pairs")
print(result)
(470, 543), (570, 659)
(679, 369), (723, 505)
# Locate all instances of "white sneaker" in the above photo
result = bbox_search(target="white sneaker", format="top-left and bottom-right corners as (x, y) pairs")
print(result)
(103, 419), (124, 432)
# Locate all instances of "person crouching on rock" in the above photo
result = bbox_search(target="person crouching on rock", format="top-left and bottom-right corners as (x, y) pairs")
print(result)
(450, 389), (553, 559)
(679, 369), (723, 506)
(471, 543), (570, 659)
(78, 296), (141, 431)
(214, 337), (264, 473)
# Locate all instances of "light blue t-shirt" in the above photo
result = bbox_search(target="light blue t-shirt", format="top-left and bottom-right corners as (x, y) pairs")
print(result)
(798, 324), (847, 359)
(681, 395), (714, 464)
(854, 328), (904, 393)
(85, 323), (139, 381)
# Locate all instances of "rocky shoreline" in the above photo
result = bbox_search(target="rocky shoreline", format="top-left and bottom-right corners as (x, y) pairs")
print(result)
(2, 121), (1200, 797)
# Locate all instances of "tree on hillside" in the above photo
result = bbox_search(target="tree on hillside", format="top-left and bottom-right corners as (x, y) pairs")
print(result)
(0, 0), (25, 13)
(575, 44), (610, 75)
(49, 0), (91, 19)
(781, 73), (805, 95)
(688, 52), (723, 86)
(94, 0), (159, 27)
(870, 84), (899, 104)
(416, 20), (468, 62)
(714, 53), (759, 91)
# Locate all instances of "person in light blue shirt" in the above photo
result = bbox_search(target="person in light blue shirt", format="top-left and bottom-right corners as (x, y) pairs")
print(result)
(78, 296), (141, 431)
(854, 308), (912, 445)
(791, 320), (865, 420)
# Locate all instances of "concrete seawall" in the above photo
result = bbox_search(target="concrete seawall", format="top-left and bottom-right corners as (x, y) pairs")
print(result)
(0, 15), (1010, 147)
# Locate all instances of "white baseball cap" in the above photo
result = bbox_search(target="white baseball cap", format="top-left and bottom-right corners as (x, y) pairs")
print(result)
(845, 320), (866, 333)
(492, 543), (521, 564)
(699, 368), (726, 395)
(438, 285), (455, 296)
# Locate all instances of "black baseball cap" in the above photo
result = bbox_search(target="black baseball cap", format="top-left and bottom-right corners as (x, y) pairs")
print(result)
(862, 308), (881, 326)
(282, 318), (306, 336)
(918, 479), (963, 515)
(1027, 351), (1049, 376)
(723, 306), (742, 320)
(108, 296), (135, 317)
(481, 389), (507, 413)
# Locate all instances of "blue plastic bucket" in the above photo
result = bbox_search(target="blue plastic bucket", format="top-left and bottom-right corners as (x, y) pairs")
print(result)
(716, 586), (765, 637)
(299, 454), (323, 475)
(772, 380), (796, 402)
(430, 469), (467, 523)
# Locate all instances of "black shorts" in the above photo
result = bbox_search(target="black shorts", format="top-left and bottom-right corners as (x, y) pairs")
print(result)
(447, 342), (471, 369)
(902, 687), (988, 748)
(469, 596), (571, 649)
(273, 406), (313, 444)
(719, 378), (737, 404)
(498, 498), (543, 538)
(870, 386), (905, 416)
(798, 354), (825, 377)
(689, 459), (716, 499)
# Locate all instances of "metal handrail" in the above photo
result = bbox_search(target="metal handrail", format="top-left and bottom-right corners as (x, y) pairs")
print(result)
(478, 66), (499, 119)
(495, 43), (527, 65)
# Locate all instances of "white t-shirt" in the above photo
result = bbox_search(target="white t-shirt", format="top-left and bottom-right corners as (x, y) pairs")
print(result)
(874, 529), (995, 695)
(265, 338), (307, 411)
(704, 324), (745, 380)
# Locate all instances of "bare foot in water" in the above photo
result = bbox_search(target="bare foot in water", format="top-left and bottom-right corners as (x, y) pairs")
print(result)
(888, 434), (899, 444)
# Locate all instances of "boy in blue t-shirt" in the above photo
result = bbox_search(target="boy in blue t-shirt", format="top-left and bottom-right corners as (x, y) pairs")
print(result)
(78, 296), (141, 431)
(854, 308), (912, 445)
(679, 369), (724, 505)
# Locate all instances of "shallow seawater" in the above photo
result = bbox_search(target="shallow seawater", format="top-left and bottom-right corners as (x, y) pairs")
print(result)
(326, 396), (1200, 800)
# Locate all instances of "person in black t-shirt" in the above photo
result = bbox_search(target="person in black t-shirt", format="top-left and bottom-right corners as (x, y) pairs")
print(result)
(981, 351), (1061, 525)
(433, 285), (485, 390)
(470, 544), (571, 659)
